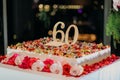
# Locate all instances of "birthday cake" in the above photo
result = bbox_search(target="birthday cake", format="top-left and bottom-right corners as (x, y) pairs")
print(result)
(7, 21), (111, 65)
(0, 21), (116, 78)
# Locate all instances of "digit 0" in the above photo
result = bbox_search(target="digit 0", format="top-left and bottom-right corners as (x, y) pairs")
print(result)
(65, 24), (79, 44)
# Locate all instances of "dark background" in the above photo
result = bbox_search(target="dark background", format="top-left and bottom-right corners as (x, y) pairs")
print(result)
(0, 0), (4, 54)
(0, 0), (104, 54)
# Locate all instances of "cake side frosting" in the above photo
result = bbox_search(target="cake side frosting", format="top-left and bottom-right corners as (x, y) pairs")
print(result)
(0, 50), (119, 78)
(7, 47), (111, 65)
(76, 48), (111, 65)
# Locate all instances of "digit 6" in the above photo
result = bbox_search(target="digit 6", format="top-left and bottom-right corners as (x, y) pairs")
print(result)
(53, 21), (65, 42)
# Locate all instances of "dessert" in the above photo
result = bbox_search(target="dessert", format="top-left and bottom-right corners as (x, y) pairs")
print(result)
(0, 52), (119, 77)
(7, 21), (111, 65)
(0, 21), (115, 78)
(7, 37), (110, 65)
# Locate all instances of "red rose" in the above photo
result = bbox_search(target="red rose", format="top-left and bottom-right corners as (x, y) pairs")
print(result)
(7, 53), (19, 65)
(42, 59), (54, 72)
(29, 57), (38, 68)
(63, 63), (71, 76)
(19, 56), (38, 69)
(18, 56), (30, 69)
(0, 56), (6, 62)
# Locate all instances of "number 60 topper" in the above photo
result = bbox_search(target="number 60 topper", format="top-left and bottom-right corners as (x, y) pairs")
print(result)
(46, 21), (79, 46)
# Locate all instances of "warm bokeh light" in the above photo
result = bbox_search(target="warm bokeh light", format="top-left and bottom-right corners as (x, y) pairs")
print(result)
(44, 5), (50, 12)
(78, 34), (96, 42)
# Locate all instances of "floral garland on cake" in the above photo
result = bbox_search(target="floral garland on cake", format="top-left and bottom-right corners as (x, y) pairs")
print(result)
(0, 53), (119, 77)
(0, 53), (84, 77)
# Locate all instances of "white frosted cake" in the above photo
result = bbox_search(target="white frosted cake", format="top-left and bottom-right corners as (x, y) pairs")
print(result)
(7, 21), (111, 65)
(1, 22), (116, 78)
(7, 37), (110, 65)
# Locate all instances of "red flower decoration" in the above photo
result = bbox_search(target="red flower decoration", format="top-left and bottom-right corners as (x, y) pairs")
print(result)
(63, 63), (71, 76)
(18, 56), (30, 69)
(29, 57), (39, 67)
(6, 53), (19, 65)
(19, 56), (38, 69)
(0, 56), (6, 62)
(42, 59), (54, 72)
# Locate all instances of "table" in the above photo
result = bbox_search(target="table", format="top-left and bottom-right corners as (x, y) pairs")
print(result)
(0, 60), (120, 80)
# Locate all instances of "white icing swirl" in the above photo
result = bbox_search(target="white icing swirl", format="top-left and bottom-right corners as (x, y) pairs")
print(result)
(50, 61), (63, 74)
(70, 65), (84, 76)
(31, 60), (45, 71)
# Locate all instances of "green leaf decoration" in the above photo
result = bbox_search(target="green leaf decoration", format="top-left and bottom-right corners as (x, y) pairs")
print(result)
(106, 10), (120, 44)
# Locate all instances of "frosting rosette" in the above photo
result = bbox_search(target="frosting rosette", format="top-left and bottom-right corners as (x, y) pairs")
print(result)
(50, 61), (63, 74)
(31, 60), (45, 71)
(14, 55), (25, 65)
(70, 65), (84, 76)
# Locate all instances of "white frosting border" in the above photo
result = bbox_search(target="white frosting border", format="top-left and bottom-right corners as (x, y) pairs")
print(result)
(76, 48), (111, 64)
(7, 47), (111, 65)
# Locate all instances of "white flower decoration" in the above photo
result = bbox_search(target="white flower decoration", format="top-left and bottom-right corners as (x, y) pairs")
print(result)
(50, 62), (63, 74)
(31, 60), (45, 72)
(14, 55), (25, 65)
(113, 0), (120, 11)
(70, 65), (84, 76)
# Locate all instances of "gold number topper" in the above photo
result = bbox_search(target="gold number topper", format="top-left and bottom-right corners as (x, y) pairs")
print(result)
(46, 21), (79, 46)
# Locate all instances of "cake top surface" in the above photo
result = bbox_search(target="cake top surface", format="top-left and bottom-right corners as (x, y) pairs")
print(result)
(8, 37), (110, 58)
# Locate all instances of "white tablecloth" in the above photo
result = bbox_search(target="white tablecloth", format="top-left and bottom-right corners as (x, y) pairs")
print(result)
(0, 60), (120, 80)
